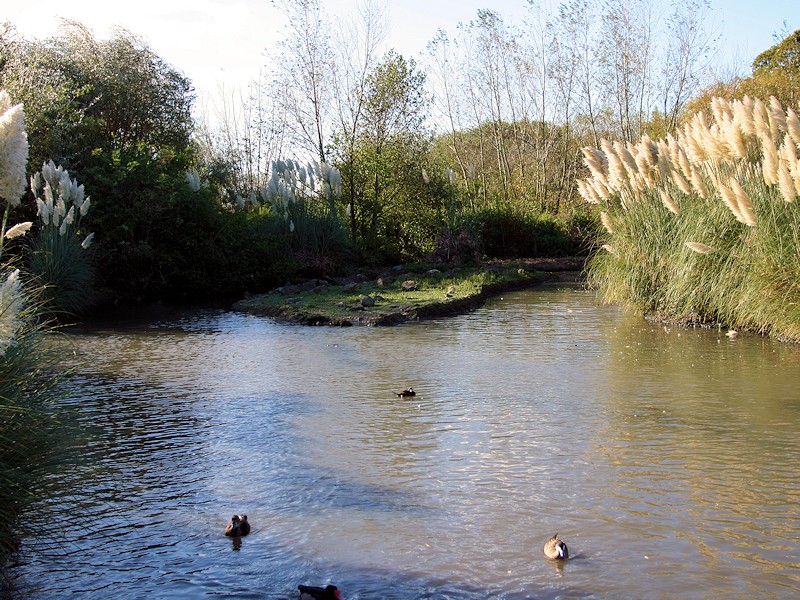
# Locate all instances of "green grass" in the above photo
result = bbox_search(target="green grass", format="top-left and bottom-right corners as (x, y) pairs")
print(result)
(587, 182), (800, 341)
(234, 263), (547, 325)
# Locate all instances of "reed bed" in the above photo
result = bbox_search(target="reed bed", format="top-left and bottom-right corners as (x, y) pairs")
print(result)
(578, 96), (800, 341)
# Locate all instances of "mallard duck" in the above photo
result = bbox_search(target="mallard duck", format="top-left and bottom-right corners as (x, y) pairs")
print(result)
(395, 387), (415, 397)
(237, 514), (250, 536)
(298, 584), (341, 599)
(543, 533), (569, 559)
(224, 515), (241, 537)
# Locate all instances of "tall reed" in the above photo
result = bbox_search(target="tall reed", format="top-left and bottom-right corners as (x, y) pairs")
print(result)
(0, 90), (68, 590)
(27, 161), (96, 315)
(579, 96), (800, 341)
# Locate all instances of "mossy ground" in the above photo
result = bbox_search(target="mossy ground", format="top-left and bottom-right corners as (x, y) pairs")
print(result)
(232, 261), (570, 326)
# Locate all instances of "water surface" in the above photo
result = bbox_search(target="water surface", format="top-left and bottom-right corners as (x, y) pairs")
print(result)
(12, 284), (800, 598)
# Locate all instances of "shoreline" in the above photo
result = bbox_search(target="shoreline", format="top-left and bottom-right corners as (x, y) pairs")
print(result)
(232, 259), (586, 326)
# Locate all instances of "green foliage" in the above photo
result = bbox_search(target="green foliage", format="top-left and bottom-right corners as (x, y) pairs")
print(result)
(83, 146), (292, 301)
(0, 277), (63, 585)
(748, 29), (800, 108)
(25, 161), (96, 316)
(260, 159), (354, 276)
(0, 22), (194, 172)
(472, 206), (581, 258)
(27, 226), (95, 314)
(587, 184), (800, 341)
(331, 50), (434, 264)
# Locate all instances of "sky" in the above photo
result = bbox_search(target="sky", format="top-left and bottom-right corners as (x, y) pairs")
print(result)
(3, 0), (798, 119)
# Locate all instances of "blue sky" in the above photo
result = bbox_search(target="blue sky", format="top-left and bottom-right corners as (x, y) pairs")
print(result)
(4, 0), (798, 111)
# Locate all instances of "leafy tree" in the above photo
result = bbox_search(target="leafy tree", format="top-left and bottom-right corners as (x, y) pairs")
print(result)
(744, 28), (800, 108)
(332, 50), (433, 262)
(0, 21), (194, 171)
(682, 29), (800, 122)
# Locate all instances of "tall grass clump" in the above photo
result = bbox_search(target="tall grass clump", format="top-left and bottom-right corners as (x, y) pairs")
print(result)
(258, 159), (352, 275)
(0, 89), (64, 589)
(579, 96), (800, 341)
(27, 160), (96, 316)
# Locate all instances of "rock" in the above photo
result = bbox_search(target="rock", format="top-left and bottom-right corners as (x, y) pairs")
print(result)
(280, 284), (301, 295)
(360, 295), (376, 307)
(300, 280), (319, 292)
(401, 280), (416, 292)
(427, 269), (441, 276)
(342, 282), (359, 292)
(312, 284), (328, 293)
(376, 276), (394, 287)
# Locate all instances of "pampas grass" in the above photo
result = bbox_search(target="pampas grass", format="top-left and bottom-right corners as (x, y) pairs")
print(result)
(578, 95), (800, 341)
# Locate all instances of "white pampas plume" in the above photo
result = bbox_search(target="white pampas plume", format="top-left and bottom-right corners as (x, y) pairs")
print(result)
(600, 211), (614, 233)
(786, 107), (800, 147)
(0, 94), (29, 205)
(768, 96), (787, 138)
(4, 221), (32, 239)
(685, 241), (715, 254)
(729, 177), (756, 226)
(777, 159), (796, 203)
(660, 189), (680, 215)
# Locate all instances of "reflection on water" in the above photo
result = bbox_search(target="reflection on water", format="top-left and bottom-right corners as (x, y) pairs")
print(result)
(11, 283), (800, 598)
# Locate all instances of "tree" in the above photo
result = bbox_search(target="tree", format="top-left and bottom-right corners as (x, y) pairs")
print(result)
(273, 0), (333, 164)
(333, 50), (432, 261)
(745, 28), (800, 108)
(656, 0), (716, 135)
(0, 20), (195, 170)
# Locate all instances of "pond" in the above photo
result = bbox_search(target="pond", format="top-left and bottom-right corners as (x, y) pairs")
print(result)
(11, 283), (800, 599)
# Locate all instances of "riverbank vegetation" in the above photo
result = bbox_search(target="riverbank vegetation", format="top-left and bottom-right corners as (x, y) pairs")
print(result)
(0, 0), (799, 590)
(0, 91), (66, 589)
(579, 88), (800, 340)
(233, 262), (551, 326)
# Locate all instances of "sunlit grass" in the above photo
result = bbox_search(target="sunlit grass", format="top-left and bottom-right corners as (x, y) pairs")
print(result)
(580, 96), (800, 341)
(235, 264), (544, 325)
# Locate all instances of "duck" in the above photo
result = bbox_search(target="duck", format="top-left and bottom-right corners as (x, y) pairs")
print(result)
(298, 584), (341, 599)
(224, 515), (241, 537)
(237, 514), (251, 536)
(543, 533), (569, 560)
(395, 387), (415, 397)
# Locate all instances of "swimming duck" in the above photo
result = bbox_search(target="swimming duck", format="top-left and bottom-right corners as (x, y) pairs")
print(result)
(543, 533), (569, 560)
(298, 584), (341, 599)
(395, 387), (415, 397)
(237, 514), (251, 536)
(224, 515), (241, 537)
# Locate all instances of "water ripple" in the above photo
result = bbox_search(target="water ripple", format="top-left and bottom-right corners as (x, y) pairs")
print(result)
(10, 286), (800, 598)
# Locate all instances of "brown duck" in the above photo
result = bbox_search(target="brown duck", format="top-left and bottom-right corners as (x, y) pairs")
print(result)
(543, 533), (569, 559)
(225, 515), (241, 537)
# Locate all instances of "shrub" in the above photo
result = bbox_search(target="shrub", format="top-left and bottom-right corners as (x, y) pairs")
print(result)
(472, 205), (582, 258)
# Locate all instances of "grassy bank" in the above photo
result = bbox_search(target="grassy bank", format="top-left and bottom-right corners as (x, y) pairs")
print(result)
(579, 96), (800, 342)
(233, 262), (569, 326)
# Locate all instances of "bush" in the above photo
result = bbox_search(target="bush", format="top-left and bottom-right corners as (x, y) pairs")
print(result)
(471, 205), (582, 258)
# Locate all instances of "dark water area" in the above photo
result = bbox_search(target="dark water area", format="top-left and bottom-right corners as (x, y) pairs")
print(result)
(10, 283), (800, 598)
